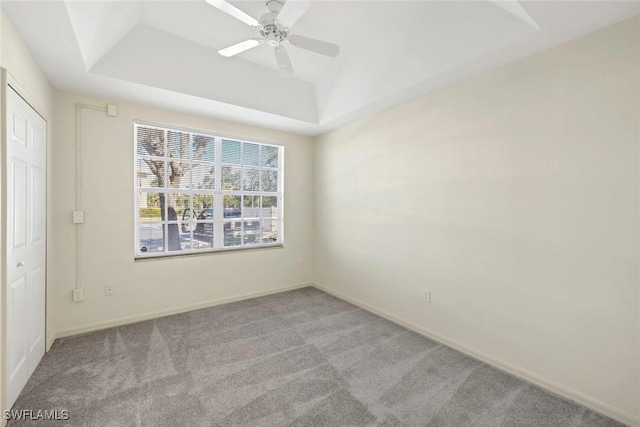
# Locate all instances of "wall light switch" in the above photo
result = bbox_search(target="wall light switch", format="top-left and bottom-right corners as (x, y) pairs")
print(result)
(73, 211), (84, 224)
(72, 288), (84, 302)
(423, 290), (431, 303)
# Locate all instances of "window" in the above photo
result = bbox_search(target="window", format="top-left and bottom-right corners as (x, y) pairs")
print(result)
(135, 123), (283, 257)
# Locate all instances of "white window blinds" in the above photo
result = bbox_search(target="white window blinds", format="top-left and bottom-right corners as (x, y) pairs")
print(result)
(135, 123), (283, 257)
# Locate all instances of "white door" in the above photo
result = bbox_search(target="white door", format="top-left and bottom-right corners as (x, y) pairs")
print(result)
(5, 86), (46, 409)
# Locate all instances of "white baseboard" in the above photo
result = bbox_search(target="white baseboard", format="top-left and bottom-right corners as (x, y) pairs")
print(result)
(54, 282), (312, 340)
(312, 283), (640, 427)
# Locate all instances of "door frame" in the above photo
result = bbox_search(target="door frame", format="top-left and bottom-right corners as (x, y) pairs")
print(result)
(0, 68), (50, 419)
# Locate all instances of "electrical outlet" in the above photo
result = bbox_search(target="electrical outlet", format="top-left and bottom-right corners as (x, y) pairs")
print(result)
(105, 285), (115, 296)
(423, 290), (431, 303)
(72, 211), (84, 224)
(72, 288), (84, 302)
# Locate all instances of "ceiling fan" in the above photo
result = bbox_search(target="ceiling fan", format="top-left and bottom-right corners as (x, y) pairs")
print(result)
(205, 0), (340, 75)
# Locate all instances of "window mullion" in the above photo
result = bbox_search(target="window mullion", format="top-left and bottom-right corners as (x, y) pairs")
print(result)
(189, 132), (194, 251)
(278, 146), (284, 243)
(239, 142), (245, 246)
(213, 137), (224, 249)
(163, 128), (169, 252)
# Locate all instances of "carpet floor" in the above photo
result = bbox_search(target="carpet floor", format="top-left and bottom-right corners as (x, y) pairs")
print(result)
(9, 287), (625, 426)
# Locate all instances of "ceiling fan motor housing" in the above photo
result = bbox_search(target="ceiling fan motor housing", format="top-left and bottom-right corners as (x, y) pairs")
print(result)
(259, 11), (288, 47)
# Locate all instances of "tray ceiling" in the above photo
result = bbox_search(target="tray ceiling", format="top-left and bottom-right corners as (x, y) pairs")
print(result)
(2, 1), (639, 135)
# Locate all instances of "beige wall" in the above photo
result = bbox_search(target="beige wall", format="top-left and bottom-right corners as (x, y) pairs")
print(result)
(0, 9), (56, 422)
(0, 14), (54, 115)
(314, 16), (640, 424)
(51, 90), (314, 335)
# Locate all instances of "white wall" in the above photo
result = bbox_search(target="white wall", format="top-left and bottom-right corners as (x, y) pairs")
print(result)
(51, 90), (314, 336)
(0, 8), (56, 422)
(314, 16), (640, 425)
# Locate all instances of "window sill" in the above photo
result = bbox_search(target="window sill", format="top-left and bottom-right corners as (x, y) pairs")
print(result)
(134, 243), (284, 262)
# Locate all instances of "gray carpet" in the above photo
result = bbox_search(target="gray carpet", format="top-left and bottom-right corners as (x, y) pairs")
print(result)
(9, 287), (625, 427)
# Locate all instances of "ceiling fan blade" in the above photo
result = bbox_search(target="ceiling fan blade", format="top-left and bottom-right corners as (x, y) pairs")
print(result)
(275, 0), (310, 29)
(218, 39), (263, 57)
(289, 35), (340, 58)
(274, 45), (294, 75)
(205, 0), (260, 28)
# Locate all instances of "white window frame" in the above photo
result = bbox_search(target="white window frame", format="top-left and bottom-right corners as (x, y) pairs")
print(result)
(133, 121), (284, 259)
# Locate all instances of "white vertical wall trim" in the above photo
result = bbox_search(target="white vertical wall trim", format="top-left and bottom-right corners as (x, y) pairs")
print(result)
(73, 104), (108, 293)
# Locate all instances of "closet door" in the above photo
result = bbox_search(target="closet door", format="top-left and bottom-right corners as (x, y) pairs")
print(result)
(5, 86), (46, 409)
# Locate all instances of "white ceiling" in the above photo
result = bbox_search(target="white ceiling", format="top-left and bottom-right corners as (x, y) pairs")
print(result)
(2, 1), (639, 136)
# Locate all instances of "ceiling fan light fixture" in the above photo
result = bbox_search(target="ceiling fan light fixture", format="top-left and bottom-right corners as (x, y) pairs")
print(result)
(266, 0), (284, 14)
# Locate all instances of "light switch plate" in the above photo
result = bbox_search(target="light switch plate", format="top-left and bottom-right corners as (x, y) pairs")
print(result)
(423, 290), (431, 303)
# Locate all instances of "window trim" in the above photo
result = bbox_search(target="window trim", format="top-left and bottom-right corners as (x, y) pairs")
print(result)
(133, 120), (284, 259)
